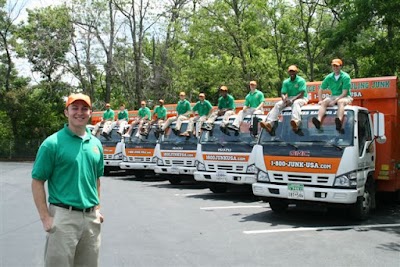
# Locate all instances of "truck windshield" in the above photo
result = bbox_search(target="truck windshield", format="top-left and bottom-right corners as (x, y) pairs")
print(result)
(161, 123), (198, 145)
(259, 109), (354, 147)
(124, 126), (159, 144)
(199, 119), (257, 145)
(98, 128), (122, 144)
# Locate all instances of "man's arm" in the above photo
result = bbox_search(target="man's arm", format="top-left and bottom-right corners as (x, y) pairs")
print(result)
(96, 178), (104, 223)
(32, 179), (52, 232)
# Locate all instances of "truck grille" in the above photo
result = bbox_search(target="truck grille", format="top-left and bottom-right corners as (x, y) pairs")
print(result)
(271, 172), (331, 185)
(104, 154), (114, 159)
(207, 164), (245, 172)
(127, 157), (152, 162)
(165, 159), (194, 166)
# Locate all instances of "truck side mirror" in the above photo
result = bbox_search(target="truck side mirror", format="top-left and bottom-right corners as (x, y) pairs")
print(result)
(373, 112), (386, 144)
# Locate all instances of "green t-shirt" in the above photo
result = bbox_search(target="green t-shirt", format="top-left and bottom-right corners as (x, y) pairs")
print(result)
(154, 106), (167, 120)
(218, 94), (235, 111)
(138, 107), (151, 119)
(103, 108), (115, 120)
(193, 100), (213, 116)
(281, 75), (308, 99)
(176, 99), (191, 115)
(244, 89), (264, 108)
(321, 70), (351, 96)
(31, 124), (104, 209)
(118, 109), (129, 121)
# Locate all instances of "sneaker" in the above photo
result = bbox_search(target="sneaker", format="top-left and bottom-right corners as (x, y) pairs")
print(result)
(227, 124), (239, 131)
(335, 118), (342, 131)
(180, 131), (190, 137)
(290, 120), (299, 132)
(101, 132), (109, 138)
(312, 117), (321, 129)
(295, 129), (304, 136)
(260, 121), (273, 133)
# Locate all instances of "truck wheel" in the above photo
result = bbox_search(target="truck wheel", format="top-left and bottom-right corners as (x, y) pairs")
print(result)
(350, 179), (375, 220)
(104, 168), (111, 176)
(269, 199), (288, 213)
(134, 171), (146, 179)
(209, 184), (227, 193)
(168, 177), (182, 185)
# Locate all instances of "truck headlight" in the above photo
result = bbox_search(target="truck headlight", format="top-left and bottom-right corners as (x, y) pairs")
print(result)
(246, 164), (256, 174)
(334, 172), (357, 188)
(115, 153), (123, 160)
(257, 170), (270, 182)
(123, 156), (128, 161)
(151, 156), (157, 163)
(156, 157), (164, 166)
(196, 160), (206, 171)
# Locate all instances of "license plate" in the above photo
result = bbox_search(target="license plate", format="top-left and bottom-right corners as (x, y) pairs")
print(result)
(216, 170), (227, 181)
(288, 183), (304, 199)
(171, 166), (179, 174)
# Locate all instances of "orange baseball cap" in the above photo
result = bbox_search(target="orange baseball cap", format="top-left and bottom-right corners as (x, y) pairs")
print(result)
(199, 93), (205, 97)
(220, 86), (228, 91)
(331, 58), (343, 66)
(288, 65), (298, 72)
(65, 93), (91, 108)
(249, 81), (257, 85)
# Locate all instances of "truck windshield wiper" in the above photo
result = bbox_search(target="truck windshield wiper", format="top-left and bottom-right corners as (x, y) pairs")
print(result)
(312, 140), (343, 150)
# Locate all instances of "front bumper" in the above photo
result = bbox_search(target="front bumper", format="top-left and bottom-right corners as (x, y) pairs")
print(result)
(154, 166), (196, 175)
(194, 171), (256, 185)
(104, 159), (122, 167)
(119, 162), (156, 170)
(252, 182), (359, 204)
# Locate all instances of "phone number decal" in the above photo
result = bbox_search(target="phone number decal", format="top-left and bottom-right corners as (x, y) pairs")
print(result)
(270, 160), (332, 169)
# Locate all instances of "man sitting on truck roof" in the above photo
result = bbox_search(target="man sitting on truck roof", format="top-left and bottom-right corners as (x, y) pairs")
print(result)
(123, 101), (151, 137)
(202, 85), (236, 131)
(91, 103), (115, 137)
(312, 58), (352, 133)
(181, 93), (213, 137)
(159, 92), (192, 134)
(228, 80), (264, 132)
(110, 104), (129, 136)
(260, 65), (308, 135)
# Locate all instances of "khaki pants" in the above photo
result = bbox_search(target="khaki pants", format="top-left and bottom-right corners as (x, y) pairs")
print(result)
(267, 97), (308, 124)
(44, 205), (101, 267)
(206, 110), (235, 127)
(161, 115), (189, 131)
(186, 115), (208, 135)
(232, 108), (263, 128)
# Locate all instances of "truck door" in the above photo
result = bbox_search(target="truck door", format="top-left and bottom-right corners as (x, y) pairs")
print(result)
(357, 111), (374, 164)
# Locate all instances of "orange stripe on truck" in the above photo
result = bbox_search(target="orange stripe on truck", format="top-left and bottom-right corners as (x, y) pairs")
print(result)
(264, 156), (341, 174)
(203, 154), (249, 162)
(161, 152), (196, 158)
(103, 146), (116, 154)
(125, 148), (154, 157)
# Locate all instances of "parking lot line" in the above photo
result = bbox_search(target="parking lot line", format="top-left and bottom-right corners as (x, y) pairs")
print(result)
(200, 205), (267, 210)
(243, 223), (400, 234)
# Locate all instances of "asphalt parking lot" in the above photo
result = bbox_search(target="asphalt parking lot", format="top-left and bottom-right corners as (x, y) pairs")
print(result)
(1, 162), (400, 267)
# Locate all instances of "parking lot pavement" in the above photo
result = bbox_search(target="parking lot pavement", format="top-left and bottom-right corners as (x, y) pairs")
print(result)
(1, 162), (400, 267)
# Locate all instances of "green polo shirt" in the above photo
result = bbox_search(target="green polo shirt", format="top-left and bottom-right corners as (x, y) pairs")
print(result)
(103, 108), (115, 120)
(32, 124), (104, 209)
(281, 75), (308, 99)
(321, 70), (351, 96)
(118, 109), (129, 121)
(138, 107), (151, 119)
(244, 89), (264, 108)
(154, 105), (167, 120)
(176, 99), (191, 115)
(193, 100), (213, 116)
(218, 94), (235, 111)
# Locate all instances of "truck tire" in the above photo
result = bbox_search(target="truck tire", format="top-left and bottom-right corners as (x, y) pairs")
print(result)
(350, 179), (375, 220)
(104, 167), (111, 176)
(269, 199), (288, 213)
(168, 177), (182, 185)
(209, 184), (227, 193)
(134, 171), (146, 179)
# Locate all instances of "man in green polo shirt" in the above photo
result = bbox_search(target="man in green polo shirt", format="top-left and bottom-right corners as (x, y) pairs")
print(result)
(261, 65), (308, 135)
(203, 85), (236, 130)
(181, 93), (213, 137)
(123, 100), (152, 137)
(312, 58), (352, 132)
(161, 91), (192, 133)
(229, 80), (264, 131)
(32, 93), (104, 267)
(110, 103), (129, 135)
(92, 103), (115, 136)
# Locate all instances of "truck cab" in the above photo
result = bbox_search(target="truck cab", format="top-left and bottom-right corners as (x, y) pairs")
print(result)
(119, 124), (159, 178)
(251, 76), (399, 220)
(154, 121), (198, 185)
(194, 115), (266, 193)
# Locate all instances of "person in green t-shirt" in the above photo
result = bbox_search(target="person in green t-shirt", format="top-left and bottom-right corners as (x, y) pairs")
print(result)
(261, 65), (308, 135)
(203, 85), (236, 130)
(110, 104), (129, 135)
(91, 103), (115, 136)
(228, 80), (264, 131)
(160, 92), (192, 133)
(123, 100), (152, 137)
(151, 99), (167, 126)
(312, 58), (352, 132)
(181, 93), (213, 137)
(32, 93), (104, 266)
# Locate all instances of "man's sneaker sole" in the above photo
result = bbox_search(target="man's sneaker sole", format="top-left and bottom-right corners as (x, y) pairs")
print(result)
(312, 117), (321, 129)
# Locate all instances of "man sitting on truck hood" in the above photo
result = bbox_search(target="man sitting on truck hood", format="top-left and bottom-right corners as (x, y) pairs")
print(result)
(160, 92), (192, 134)
(181, 93), (213, 137)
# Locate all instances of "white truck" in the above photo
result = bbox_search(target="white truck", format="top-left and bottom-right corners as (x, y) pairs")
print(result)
(251, 76), (400, 220)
